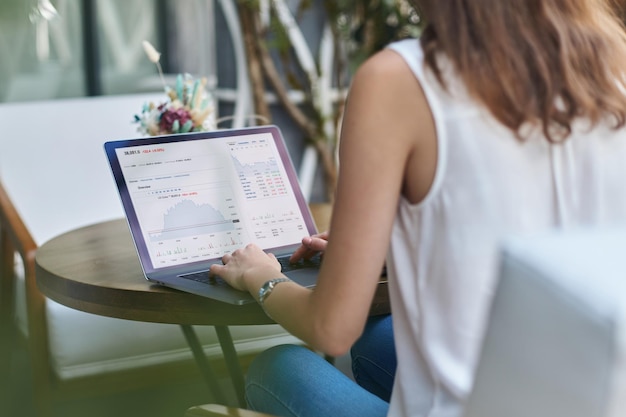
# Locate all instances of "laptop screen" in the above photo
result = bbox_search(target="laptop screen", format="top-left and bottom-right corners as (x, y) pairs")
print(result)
(105, 126), (317, 273)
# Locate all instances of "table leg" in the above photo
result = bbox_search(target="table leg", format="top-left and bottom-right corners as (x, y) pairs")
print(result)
(180, 324), (227, 404)
(214, 325), (246, 407)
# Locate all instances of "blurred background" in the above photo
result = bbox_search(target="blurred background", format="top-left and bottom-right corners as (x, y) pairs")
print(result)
(0, 3), (420, 416)
(0, 0), (420, 102)
(0, 0), (421, 201)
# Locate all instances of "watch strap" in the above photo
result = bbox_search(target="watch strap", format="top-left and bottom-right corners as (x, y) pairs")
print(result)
(258, 278), (291, 313)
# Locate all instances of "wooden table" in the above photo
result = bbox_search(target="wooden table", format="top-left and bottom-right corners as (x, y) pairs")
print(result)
(35, 218), (278, 326)
(35, 216), (390, 406)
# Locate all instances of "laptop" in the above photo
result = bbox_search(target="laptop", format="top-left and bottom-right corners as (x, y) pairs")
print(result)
(104, 125), (321, 305)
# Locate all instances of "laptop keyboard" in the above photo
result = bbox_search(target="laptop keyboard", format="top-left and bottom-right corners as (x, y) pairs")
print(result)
(179, 270), (226, 286)
(179, 255), (322, 284)
(276, 255), (322, 272)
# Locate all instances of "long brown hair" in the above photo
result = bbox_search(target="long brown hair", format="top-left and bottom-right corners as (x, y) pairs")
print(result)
(416, 0), (626, 142)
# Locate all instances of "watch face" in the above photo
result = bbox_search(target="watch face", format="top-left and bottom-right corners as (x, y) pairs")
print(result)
(259, 278), (290, 303)
(259, 282), (270, 301)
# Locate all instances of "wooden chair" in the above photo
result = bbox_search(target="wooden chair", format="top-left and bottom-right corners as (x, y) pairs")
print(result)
(0, 180), (37, 412)
(0, 176), (274, 416)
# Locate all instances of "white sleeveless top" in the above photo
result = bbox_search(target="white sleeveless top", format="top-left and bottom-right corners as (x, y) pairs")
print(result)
(385, 39), (626, 417)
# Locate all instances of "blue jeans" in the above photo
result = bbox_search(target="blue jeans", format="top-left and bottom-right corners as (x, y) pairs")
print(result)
(245, 315), (395, 417)
(351, 314), (397, 402)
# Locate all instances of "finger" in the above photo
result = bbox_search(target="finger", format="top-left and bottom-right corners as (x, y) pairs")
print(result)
(313, 231), (329, 240)
(210, 263), (224, 275)
(306, 237), (328, 252)
(245, 243), (260, 251)
(290, 237), (323, 262)
(221, 253), (231, 264)
(290, 249), (305, 262)
(290, 241), (311, 262)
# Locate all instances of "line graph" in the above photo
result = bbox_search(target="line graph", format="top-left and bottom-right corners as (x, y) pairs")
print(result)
(134, 181), (251, 266)
(229, 140), (288, 200)
(149, 199), (236, 241)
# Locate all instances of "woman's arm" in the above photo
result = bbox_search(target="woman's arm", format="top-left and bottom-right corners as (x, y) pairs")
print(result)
(211, 48), (432, 357)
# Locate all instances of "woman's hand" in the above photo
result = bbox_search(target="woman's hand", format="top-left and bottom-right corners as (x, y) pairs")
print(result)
(209, 243), (281, 292)
(290, 231), (329, 263)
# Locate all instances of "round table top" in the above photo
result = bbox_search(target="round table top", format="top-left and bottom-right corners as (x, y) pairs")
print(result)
(35, 218), (276, 326)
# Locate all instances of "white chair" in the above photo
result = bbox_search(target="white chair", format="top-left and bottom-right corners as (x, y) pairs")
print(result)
(465, 226), (626, 417)
(0, 94), (304, 417)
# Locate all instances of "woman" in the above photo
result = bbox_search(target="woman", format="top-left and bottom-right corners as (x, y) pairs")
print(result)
(210, 1), (626, 416)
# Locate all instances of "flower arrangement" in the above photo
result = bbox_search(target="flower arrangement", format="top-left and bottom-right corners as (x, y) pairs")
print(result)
(134, 41), (216, 136)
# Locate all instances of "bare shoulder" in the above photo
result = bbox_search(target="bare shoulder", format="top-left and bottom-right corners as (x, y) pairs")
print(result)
(345, 47), (432, 144)
(351, 48), (422, 99)
(344, 46), (437, 204)
(354, 48), (414, 79)
(348, 47), (430, 125)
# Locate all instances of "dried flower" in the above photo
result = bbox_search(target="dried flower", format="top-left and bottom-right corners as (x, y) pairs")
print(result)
(142, 40), (161, 63)
(141, 39), (168, 93)
(134, 73), (216, 136)
(135, 40), (216, 136)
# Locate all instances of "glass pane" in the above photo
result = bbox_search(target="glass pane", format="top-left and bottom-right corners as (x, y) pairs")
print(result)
(0, 0), (85, 102)
(96, 0), (160, 95)
(0, 0), (168, 102)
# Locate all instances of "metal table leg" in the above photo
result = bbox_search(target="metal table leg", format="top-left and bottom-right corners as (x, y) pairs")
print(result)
(180, 324), (227, 404)
(180, 324), (247, 407)
(215, 325), (246, 407)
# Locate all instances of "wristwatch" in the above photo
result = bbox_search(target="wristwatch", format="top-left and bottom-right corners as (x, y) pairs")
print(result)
(258, 278), (291, 309)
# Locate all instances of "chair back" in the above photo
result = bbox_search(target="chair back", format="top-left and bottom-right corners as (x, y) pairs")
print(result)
(0, 180), (41, 410)
(465, 227), (626, 417)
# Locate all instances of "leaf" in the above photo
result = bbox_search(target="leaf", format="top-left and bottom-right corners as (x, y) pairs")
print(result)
(176, 74), (184, 102)
(181, 120), (193, 133)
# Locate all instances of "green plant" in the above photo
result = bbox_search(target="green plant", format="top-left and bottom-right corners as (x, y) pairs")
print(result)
(238, 0), (422, 200)
(328, 0), (422, 71)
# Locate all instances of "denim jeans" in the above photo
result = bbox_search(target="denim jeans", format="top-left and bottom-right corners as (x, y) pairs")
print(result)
(245, 315), (395, 417)
(351, 314), (397, 402)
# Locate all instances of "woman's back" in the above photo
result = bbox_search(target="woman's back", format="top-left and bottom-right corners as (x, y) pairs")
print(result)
(385, 37), (626, 417)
